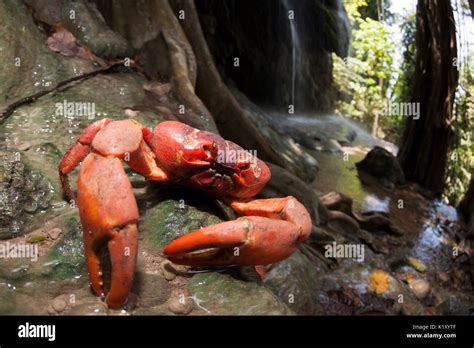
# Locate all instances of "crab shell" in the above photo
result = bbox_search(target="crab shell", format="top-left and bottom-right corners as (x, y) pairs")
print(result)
(145, 121), (271, 199)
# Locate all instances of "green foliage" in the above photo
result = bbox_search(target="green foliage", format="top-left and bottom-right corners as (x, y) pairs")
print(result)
(334, 0), (398, 139)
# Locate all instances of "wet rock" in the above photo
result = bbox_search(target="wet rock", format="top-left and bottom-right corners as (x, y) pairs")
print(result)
(161, 261), (177, 281)
(436, 295), (473, 315)
(132, 273), (171, 308)
(51, 296), (68, 313)
(44, 212), (86, 279)
(168, 296), (194, 315)
(263, 250), (326, 314)
(0, 148), (45, 239)
(324, 139), (344, 154)
(353, 212), (403, 236)
(356, 146), (405, 189)
(1, 0), (151, 238)
(141, 198), (223, 250)
(320, 191), (353, 215)
(47, 228), (62, 240)
(188, 272), (293, 315)
(322, 263), (426, 315)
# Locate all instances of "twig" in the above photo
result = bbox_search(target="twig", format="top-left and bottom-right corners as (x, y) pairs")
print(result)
(0, 60), (126, 123)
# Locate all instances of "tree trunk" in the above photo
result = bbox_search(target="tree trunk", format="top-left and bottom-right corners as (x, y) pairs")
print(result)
(397, 0), (458, 195)
(459, 171), (474, 238)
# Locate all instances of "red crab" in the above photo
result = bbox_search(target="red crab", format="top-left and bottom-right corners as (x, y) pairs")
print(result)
(59, 119), (312, 309)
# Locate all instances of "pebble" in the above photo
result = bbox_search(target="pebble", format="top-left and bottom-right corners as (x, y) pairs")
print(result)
(409, 279), (431, 299)
(168, 297), (194, 315)
(161, 262), (176, 281)
(47, 228), (62, 240)
(52, 297), (67, 313)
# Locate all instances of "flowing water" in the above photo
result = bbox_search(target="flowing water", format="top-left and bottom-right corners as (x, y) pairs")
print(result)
(282, 0), (301, 108)
(273, 112), (469, 296)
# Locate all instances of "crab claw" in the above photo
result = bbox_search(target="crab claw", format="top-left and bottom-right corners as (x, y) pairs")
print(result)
(163, 196), (311, 267)
(77, 153), (139, 309)
(163, 216), (300, 266)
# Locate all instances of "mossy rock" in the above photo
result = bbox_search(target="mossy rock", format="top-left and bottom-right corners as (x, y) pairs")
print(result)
(263, 250), (325, 315)
(45, 212), (87, 279)
(141, 199), (223, 251)
(0, 148), (55, 239)
(188, 272), (294, 315)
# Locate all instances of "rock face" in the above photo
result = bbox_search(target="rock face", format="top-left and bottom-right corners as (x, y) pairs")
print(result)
(356, 146), (406, 189)
(188, 272), (293, 315)
(196, 0), (350, 112)
(141, 197), (223, 250)
(0, 148), (53, 239)
(45, 212), (87, 280)
(263, 251), (326, 315)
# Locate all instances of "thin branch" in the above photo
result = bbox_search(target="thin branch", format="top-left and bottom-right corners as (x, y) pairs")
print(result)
(0, 60), (127, 123)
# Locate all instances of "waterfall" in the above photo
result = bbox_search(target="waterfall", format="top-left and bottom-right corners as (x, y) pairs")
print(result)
(282, 0), (301, 109)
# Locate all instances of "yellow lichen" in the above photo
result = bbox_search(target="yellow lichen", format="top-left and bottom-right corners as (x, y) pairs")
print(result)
(370, 269), (390, 294)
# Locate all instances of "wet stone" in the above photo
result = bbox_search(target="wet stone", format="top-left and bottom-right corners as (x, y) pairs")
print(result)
(188, 272), (293, 315)
(141, 198), (223, 250)
(161, 262), (177, 281)
(51, 296), (68, 313)
(132, 273), (171, 308)
(47, 228), (62, 240)
(168, 296), (194, 315)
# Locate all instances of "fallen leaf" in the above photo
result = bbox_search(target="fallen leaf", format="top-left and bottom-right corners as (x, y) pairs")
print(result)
(406, 256), (427, 272)
(370, 269), (390, 295)
(47, 26), (96, 61)
(47, 26), (79, 57)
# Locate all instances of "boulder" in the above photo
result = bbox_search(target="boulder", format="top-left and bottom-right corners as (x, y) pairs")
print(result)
(356, 146), (405, 189)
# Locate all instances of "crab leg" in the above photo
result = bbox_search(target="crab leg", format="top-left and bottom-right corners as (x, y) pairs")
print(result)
(59, 118), (111, 201)
(77, 153), (138, 309)
(163, 196), (311, 267)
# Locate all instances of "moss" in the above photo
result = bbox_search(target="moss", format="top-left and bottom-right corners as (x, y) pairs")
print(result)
(141, 199), (222, 250)
(188, 272), (294, 315)
(45, 212), (87, 279)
